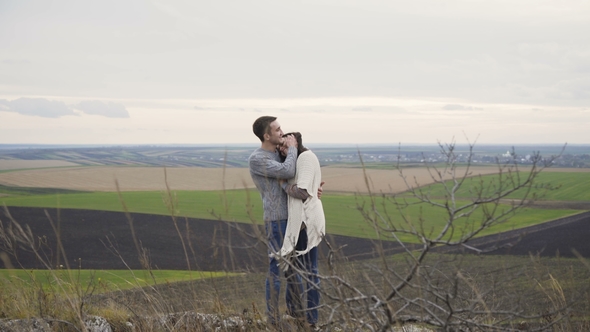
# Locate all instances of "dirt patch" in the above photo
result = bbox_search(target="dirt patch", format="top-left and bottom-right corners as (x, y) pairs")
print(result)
(523, 200), (590, 210)
(0, 207), (399, 271)
(437, 211), (590, 258)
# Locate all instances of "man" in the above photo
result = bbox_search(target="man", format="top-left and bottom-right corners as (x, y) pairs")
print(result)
(248, 116), (301, 326)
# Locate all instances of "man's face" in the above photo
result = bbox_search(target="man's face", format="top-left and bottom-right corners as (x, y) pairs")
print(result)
(266, 120), (284, 145)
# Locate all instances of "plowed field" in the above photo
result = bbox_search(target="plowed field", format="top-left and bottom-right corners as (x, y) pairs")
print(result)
(2, 207), (589, 272)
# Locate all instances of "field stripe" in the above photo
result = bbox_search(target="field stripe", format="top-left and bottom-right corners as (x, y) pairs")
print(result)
(0, 166), (507, 194)
(0, 190), (580, 242)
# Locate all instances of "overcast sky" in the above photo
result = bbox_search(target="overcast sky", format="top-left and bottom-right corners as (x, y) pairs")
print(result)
(1, 0), (589, 145)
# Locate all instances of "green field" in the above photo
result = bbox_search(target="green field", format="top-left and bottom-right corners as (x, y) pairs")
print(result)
(411, 171), (590, 201)
(0, 269), (236, 293)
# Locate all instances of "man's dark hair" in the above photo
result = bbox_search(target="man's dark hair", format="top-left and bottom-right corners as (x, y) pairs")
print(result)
(283, 132), (308, 156)
(252, 116), (277, 142)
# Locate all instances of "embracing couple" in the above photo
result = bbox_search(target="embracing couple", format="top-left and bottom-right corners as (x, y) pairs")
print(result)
(248, 116), (326, 330)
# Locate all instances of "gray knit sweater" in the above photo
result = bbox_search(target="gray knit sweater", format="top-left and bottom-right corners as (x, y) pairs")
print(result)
(248, 146), (297, 222)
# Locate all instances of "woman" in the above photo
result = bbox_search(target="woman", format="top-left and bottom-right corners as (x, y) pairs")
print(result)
(278, 132), (325, 327)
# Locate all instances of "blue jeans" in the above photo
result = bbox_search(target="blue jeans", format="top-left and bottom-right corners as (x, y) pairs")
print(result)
(295, 230), (320, 325)
(265, 220), (304, 324)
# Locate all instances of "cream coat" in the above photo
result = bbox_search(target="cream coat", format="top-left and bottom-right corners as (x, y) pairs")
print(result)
(279, 150), (326, 257)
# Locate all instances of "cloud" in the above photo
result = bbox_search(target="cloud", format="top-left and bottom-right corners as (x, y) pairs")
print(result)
(442, 104), (483, 111)
(74, 100), (130, 118)
(352, 107), (373, 112)
(0, 98), (76, 118)
(0, 98), (129, 118)
(194, 106), (209, 110)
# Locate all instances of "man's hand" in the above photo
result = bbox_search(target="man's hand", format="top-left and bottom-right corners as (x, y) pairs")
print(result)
(317, 181), (325, 199)
(284, 134), (297, 148)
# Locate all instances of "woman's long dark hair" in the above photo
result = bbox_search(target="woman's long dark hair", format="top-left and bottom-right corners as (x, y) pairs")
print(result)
(281, 132), (308, 160)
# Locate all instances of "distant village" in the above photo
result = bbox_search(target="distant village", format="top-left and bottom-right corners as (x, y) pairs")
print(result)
(321, 150), (590, 168)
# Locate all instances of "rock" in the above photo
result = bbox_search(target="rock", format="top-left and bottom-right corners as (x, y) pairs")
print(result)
(84, 315), (113, 332)
(0, 315), (114, 332)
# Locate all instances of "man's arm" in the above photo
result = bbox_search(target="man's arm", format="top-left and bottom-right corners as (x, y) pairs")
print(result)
(249, 146), (297, 179)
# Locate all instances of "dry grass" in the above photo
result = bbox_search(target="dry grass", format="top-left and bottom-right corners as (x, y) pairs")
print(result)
(0, 167), (253, 192)
(0, 165), (532, 194)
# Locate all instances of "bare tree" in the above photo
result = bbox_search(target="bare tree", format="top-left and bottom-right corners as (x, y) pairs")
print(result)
(305, 140), (584, 331)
